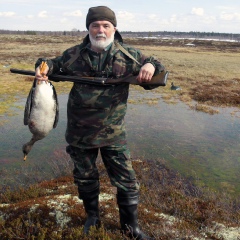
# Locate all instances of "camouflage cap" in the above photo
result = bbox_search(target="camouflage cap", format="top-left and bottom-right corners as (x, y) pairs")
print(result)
(86, 6), (117, 30)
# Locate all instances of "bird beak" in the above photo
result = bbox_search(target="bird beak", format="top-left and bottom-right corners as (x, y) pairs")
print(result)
(23, 155), (27, 161)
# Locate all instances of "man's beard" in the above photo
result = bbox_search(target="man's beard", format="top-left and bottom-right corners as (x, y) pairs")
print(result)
(89, 32), (115, 50)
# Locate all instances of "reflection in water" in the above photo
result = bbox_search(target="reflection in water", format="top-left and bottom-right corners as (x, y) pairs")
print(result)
(0, 90), (239, 196)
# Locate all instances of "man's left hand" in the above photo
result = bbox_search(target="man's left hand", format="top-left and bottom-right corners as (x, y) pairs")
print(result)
(136, 63), (155, 83)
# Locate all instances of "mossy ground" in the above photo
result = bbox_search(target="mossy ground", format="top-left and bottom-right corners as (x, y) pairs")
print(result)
(0, 159), (239, 239)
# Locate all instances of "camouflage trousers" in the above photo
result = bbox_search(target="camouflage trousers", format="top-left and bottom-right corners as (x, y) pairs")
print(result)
(66, 142), (140, 194)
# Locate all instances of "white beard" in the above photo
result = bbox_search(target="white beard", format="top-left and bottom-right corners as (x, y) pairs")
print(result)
(89, 32), (115, 50)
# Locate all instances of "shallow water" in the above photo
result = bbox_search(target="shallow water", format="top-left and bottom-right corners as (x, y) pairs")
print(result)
(0, 89), (239, 196)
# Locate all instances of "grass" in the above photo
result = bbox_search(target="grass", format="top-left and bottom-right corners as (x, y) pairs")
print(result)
(137, 44), (240, 112)
(0, 34), (240, 119)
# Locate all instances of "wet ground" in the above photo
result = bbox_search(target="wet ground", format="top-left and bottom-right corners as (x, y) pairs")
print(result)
(0, 89), (239, 196)
(0, 34), (239, 196)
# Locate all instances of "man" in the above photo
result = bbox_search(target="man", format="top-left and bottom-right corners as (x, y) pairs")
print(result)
(35, 6), (165, 240)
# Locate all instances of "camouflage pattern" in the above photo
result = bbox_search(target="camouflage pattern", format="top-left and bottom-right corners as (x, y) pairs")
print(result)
(36, 33), (165, 148)
(66, 142), (139, 192)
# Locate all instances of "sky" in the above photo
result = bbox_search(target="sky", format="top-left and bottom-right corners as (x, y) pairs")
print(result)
(1, 0), (240, 34)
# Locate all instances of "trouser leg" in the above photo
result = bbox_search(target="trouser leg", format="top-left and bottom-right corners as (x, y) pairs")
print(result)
(100, 143), (153, 239)
(66, 145), (100, 234)
(100, 142), (139, 192)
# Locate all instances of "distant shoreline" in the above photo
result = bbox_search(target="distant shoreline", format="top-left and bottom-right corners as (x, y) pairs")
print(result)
(0, 29), (239, 42)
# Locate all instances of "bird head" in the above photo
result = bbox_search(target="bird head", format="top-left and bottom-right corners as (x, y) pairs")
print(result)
(22, 143), (33, 161)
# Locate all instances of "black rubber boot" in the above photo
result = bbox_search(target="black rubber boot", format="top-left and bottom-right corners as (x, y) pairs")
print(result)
(117, 191), (154, 240)
(79, 187), (100, 234)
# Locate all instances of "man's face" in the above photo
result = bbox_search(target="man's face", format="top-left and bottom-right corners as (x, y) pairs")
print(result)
(89, 20), (116, 51)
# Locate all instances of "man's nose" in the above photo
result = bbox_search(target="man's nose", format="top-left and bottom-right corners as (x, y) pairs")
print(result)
(98, 26), (105, 33)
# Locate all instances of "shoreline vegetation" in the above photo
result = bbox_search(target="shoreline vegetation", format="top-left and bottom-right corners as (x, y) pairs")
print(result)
(0, 34), (240, 118)
(0, 34), (240, 239)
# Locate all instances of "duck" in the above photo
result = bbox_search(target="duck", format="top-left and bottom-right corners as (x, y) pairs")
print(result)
(171, 82), (181, 90)
(22, 62), (59, 160)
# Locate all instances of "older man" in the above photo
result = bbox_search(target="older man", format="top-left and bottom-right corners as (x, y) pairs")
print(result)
(35, 6), (165, 240)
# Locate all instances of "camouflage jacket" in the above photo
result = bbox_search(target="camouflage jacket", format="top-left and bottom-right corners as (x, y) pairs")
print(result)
(36, 32), (165, 148)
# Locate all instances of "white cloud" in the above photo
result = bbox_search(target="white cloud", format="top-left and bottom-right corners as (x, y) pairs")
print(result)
(235, 13), (240, 20)
(117, 11), (135, 21)
(220, 12), (240, 21)
(216, 6), (235, 11)
(38, 11), (47, 18)
(63, 10), (82, 17)
(220, 12), (233, 21)
(60, 18), (68, 23)
(148, 14), (158, 20)
(204, 15), (216, 22)
(191, 7), (204, 16)
(170, 14), (177, 23)
(27, 15), (34, 19)
(0, 11), (16, 17)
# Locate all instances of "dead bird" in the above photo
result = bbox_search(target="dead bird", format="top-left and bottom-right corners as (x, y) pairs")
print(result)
(22, 63), (59, 160)
(171, 82), (181, 90)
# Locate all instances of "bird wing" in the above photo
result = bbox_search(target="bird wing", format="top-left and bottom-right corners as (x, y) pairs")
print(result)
(51, 82), (59, 128)
(24, 79), (37, 125)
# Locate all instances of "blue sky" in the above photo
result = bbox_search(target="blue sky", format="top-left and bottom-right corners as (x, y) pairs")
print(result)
(1, 0), (240, 33)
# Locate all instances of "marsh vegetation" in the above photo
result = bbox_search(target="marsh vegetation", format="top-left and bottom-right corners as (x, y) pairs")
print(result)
(0, 34), (240, 118)
(0, 34), (239, 239)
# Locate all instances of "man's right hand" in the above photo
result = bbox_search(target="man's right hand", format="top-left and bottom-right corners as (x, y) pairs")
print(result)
(35, 62), (49, 82)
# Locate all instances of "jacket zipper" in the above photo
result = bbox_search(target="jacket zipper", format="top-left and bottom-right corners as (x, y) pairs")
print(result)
(98, 53), (101, 72)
